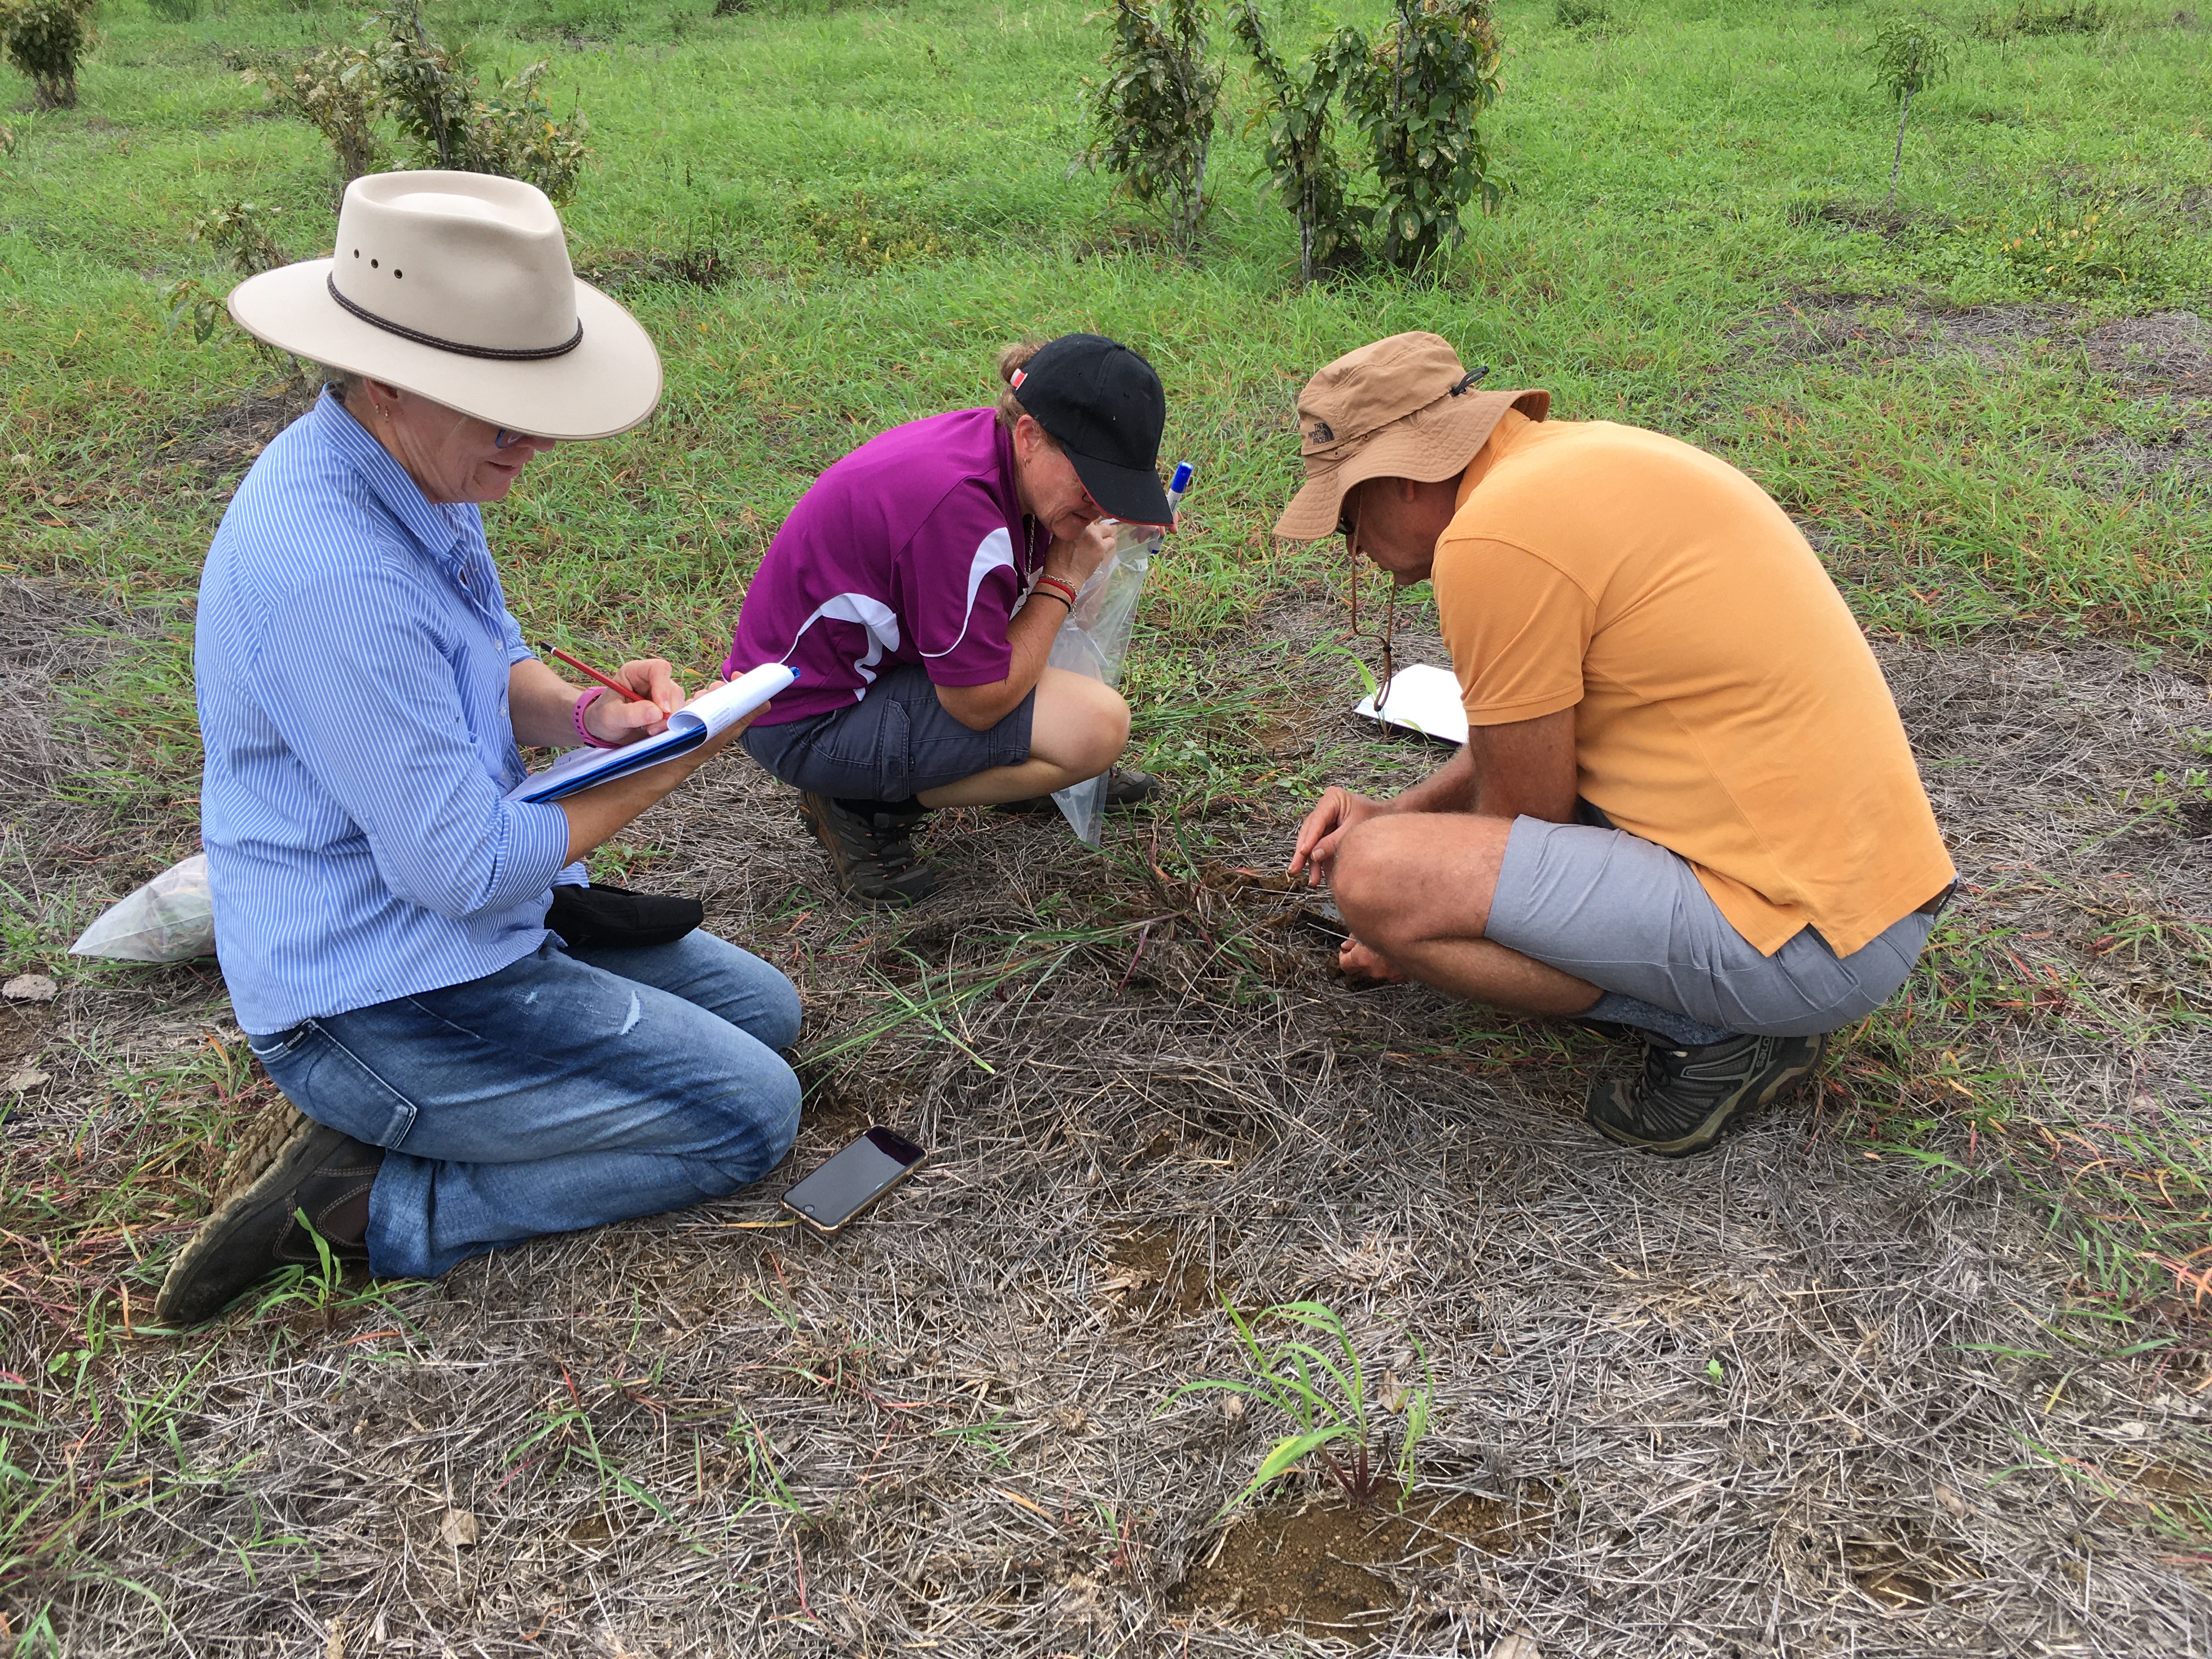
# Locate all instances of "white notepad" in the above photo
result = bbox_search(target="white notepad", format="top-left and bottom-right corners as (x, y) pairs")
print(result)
(507, 662), (798, 804)
(1352, 663), (1468, 745)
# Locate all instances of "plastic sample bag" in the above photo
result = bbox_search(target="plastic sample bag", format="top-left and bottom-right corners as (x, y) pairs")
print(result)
(69, 854), (216, 963)
(1046, 519), (1160, 846)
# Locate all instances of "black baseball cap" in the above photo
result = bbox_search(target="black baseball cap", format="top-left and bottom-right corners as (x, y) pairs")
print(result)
(1011, 334), (1172, 525)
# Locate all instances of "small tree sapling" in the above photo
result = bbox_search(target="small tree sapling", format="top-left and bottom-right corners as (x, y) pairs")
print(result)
(1345, 0), (1506, 274)
(1871, 16), (1951, 210)
(166, 200), (289, 346)
(240, 42), (390, 186)
(1232, 2), (1369, 283)
(1, 0), (95, 110)
(1085, 0), (1223, 248)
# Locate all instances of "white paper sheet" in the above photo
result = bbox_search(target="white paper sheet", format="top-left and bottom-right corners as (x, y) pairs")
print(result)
(1351, 663), (1468, 745)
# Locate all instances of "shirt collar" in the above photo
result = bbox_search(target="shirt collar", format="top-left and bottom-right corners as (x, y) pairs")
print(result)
(308, 388), (473, 564)
(1454, 408), (1536, 510)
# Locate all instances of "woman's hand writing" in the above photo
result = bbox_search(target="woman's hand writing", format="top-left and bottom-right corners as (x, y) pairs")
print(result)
(582, 658), (685, 743)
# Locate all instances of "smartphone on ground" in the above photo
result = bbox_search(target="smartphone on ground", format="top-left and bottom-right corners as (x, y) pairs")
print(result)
(780, 1127), (929, 1235)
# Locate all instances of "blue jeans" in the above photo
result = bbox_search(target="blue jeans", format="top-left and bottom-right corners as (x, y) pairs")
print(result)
(247, 932), (802, 1278)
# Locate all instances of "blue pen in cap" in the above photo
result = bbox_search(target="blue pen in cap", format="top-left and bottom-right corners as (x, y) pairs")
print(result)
(1167, 461), (1194, 518)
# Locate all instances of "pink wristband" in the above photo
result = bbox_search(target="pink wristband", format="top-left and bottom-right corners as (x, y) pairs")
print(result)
(573, 686), (623, 749)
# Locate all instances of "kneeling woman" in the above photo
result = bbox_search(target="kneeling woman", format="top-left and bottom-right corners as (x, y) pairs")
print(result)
(161, 173), (802, 1325)
(727, 335), (1172, 905)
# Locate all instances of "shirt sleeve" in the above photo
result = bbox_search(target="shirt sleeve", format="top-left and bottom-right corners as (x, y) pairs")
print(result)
(1436, 537), (1595, 727)
(252, 557), (572, 921)
(498, 602), (533, 667)
(899, 481), (1025, 688)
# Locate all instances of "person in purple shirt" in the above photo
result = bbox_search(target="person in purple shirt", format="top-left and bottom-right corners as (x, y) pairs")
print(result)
(727, 334), (1174, 904)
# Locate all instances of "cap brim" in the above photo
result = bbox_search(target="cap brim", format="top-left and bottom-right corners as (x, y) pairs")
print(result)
(228, 259), (663, 442)
(1271, 389), (1550, 540)
(1066, 449), (1174, 528)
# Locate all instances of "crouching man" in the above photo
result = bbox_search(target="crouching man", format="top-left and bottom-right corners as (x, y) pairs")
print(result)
(1282, 334), (1954, 1156)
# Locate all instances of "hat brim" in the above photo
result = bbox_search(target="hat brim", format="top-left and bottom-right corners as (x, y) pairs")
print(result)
(228, 259), (663, 442)
(1066, 448), (1175, 528)
(1272, 388), (1549, 541)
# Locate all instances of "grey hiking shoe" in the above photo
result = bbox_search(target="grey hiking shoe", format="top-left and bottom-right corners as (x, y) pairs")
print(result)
(1587, 1030), (1829, 1158)
(155, 1103), (382, 1327)
(798, 792), (936, 906)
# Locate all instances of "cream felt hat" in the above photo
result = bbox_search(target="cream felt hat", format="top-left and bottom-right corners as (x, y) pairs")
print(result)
(227, 171), (661, 441)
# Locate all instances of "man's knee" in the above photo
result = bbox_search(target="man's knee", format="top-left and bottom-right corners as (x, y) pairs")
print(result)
(1333, 821), (1410, 947)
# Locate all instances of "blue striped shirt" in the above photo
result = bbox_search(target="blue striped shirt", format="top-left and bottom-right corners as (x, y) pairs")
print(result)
(195, 390), (577, 1035)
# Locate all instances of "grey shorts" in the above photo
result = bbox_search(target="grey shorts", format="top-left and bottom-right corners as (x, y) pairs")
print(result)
(740, 663), (1034, 802)
(1486, 815), (1939, 1038)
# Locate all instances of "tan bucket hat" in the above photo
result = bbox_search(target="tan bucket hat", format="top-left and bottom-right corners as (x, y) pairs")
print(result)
(1273, 332), (1549, 540)
(227, 171), (662, 442)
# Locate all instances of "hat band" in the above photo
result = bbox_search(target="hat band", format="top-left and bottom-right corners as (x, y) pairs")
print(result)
(325, 274), (584, 362)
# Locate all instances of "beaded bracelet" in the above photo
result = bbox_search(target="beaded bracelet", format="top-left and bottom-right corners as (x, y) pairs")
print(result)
(573, 686), (624, 749)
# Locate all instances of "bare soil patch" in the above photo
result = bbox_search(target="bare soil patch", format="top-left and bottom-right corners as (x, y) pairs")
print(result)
(1172, 1485), (1547, 1638)
(1105, 1221), (1226, 1321)
(1741, 301), (2212, 499)
(1740, 294), (2081, 369)
(167, 382), (320, 488)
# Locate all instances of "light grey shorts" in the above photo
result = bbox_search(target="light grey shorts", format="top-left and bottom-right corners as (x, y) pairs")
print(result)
(1485, 815), (1939, 1038)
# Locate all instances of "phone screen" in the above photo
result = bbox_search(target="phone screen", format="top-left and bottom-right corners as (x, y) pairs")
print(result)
(781, 1127), (927, 1232)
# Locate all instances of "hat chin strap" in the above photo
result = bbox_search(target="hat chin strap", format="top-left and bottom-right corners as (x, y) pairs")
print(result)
(325, 274), (584, 362)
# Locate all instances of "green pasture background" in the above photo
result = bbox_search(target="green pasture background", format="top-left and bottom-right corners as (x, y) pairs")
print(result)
(2, 0), (2208, 673)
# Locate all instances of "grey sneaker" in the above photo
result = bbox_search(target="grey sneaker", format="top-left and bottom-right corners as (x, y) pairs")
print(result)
(798, 792), (936, 906)
(1587, 1031), (1828, 1158)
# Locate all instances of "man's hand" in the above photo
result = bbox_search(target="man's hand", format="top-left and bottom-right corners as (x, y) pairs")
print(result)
(1338, 936), (1407, 983)
(581, 657), (685, 744)
(1288, 787), (1390, 887)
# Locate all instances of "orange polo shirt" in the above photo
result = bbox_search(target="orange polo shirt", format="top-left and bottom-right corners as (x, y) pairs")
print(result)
(1435, 412), (1953, 958)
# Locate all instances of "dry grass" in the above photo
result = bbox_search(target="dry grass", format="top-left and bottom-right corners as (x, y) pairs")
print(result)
(5, 584), (2210, 1655)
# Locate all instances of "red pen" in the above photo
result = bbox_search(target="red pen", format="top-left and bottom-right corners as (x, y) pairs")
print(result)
(541, 642), (642, 703)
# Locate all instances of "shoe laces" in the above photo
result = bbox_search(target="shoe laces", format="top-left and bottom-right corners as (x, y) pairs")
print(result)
(1634, 1034), (1763, 1133)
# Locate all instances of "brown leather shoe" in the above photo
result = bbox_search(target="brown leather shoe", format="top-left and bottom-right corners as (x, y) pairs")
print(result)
(154, 1104), (383, 1327)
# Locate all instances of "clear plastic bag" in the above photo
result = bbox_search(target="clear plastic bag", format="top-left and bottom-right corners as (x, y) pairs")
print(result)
(1047, 520), (1160, 846)
(69, 854), (217, 963)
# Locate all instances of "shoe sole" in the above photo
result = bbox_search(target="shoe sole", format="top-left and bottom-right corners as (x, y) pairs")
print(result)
(154, 1108), (357, 1327)
(1590, 1048), (1823, 1159)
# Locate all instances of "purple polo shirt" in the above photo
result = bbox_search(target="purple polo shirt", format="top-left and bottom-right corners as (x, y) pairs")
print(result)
(726, 408), (1049, 725)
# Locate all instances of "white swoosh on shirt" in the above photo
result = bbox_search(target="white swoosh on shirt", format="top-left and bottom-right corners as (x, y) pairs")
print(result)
(783, 593), (902, 701)
(917, 528), (1015, 659)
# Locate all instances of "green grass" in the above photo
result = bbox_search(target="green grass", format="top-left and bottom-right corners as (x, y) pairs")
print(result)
(2, 0), (2208, 650)
(2, 0), (2211, 1637)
